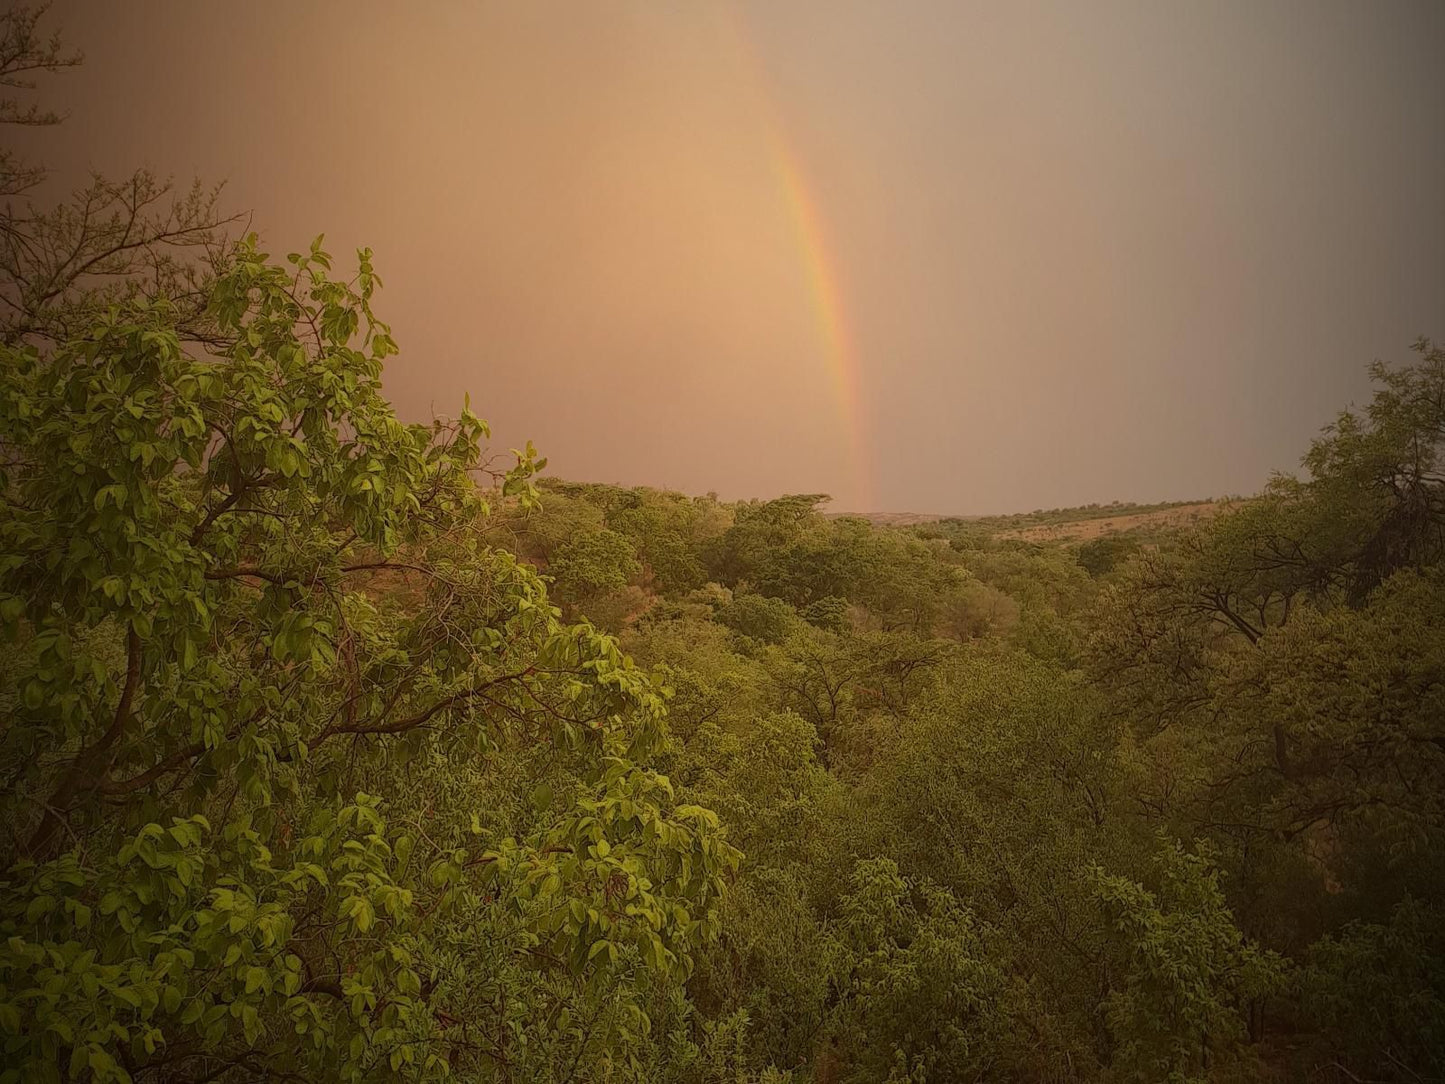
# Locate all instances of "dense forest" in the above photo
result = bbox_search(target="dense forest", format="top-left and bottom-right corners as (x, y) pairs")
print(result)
(2, 7), (1444, 1083)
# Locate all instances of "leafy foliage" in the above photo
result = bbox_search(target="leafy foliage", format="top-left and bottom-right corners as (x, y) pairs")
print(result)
(0, 238), (738, 1082)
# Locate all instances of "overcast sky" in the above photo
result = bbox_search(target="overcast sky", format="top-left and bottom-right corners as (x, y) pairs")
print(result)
(25, 0), (1445, 512)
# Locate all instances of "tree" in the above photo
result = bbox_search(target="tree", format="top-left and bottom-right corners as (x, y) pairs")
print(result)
(1089, 840), (1287, 1083)
(716, 593), (800, 646)
(0, 5), (235, 346)
(1089, 346), (1445, 852)
(0, 3), (82, 196)
(0, 238), (738, 1081)
(548, 526), (642, 611)
(830, 858), (1011, 1084)
(1299, 897), (1445, 1080)
(1299, 339), (1445, 603)
(1075, 535), (1141, 578)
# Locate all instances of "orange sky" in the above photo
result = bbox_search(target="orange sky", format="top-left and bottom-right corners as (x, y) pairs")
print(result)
(26, 0), (1445, 512)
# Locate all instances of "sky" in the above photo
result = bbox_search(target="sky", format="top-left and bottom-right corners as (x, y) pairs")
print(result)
(24, 0), (1445, 513)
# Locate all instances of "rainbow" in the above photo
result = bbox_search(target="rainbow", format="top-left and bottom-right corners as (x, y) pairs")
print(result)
(719, 7), (874, 510)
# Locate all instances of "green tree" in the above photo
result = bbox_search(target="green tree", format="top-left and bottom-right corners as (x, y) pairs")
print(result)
(1089, 841), (1287, 1083)
(550, 526), (641, 603)
(716, 593), (800, 646)
(0, 238), (738, 1081)
(831, 858), (1012, 1084)
(1298, 897), (1445, 1080)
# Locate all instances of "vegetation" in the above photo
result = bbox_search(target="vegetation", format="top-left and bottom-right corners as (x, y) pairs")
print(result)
(951, 498), (1218, 534)
(2, 9), (1443, 1082)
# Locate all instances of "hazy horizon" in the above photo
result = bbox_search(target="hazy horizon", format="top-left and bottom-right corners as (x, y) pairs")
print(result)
(25, 0), (1445, 513)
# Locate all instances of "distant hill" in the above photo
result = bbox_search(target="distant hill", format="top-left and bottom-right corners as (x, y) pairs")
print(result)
(829, 499), (1228, 540)
(990, 500), (1226, 541)
(825, 510), (957, 527)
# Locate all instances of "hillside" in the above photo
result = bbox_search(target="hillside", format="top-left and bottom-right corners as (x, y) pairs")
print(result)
(829, 498), (1225, 541)
(991, 499), (1226, 541)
